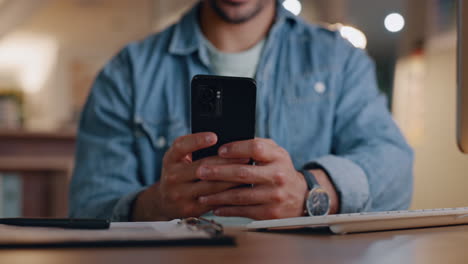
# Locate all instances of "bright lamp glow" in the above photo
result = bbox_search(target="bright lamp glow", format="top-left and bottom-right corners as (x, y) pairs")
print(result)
(339, 25), (367, 49)
(384, 13), (405, 33)
(282, 0), (302, 16)
(0, 33), (58, 93)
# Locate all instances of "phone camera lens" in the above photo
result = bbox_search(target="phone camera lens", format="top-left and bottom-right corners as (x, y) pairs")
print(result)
(200, 102), (215, 113)
(200, 87), (215, 102)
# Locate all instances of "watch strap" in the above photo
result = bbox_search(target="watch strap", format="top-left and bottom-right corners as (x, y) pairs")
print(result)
(299, 169), (319, 190)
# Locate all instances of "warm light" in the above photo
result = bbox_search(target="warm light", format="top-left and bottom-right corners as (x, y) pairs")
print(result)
(282, 0), (301, 16)
(0, 33), (58, 93)
(339, 25), (367, 49)
(384, 13), (405, 33)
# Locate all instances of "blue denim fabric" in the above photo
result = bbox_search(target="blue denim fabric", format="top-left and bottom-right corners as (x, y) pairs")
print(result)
(69, 3), (413, 221)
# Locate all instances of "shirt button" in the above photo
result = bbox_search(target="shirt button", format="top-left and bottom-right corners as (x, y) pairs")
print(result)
(156, 136), (166, 148)
(314, 82), (326, 94)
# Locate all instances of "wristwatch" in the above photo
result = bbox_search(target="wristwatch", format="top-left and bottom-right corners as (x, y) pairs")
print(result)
(299, 169), (330, 216)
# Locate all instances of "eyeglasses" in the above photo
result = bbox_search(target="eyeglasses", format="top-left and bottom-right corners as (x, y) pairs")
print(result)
(179, 217), (224, 237)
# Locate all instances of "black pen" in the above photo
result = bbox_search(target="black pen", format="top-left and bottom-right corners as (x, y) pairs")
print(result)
(0, 218), (110, 229)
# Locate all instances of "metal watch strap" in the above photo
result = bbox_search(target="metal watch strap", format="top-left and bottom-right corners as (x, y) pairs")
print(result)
(299, 169), (319, 190)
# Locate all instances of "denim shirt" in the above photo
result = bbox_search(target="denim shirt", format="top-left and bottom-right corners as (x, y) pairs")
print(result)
(69, 3), (413, 221)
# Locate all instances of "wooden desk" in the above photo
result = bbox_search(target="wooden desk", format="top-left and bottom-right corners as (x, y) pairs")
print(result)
(0, 225), (467, 264)
(0, 130), (76, 217)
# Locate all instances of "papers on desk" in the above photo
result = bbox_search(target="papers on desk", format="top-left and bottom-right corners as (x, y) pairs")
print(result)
(0, 219), (235, 248)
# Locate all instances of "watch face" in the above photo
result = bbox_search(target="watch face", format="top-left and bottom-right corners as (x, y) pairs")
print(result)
(306, 187), (330, 216)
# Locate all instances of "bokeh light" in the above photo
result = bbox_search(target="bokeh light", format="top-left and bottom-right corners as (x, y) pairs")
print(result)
(384, 13), (405, 33)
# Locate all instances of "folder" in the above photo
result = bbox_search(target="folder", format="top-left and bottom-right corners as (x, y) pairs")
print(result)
(0, 217), (235, 248)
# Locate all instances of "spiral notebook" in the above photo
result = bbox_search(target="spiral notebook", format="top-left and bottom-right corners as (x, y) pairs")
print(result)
(0, 218), (234, 248)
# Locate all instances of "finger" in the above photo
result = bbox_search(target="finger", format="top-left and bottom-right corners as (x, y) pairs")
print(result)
(218, 138), (283, 162)
(199, 185), (276, 206)
(197, 164), (284, 185)
(214, 205), (281, 220)
(172, 156), (250, 182)
(195, 156), (251, 167)
(164, 132), (217, 163)
(258, 137), (277, 147)
(188, 181), (242, 198)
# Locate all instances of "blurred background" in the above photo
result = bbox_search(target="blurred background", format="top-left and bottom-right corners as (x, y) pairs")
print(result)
(0, 0), (464, 218)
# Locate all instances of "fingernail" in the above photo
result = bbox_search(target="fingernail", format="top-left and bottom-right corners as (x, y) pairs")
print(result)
(219, 147), (227, 156)
(206, 135), (214, 144)
(198, 167), (211, 178)
(199, 196), (208, 204)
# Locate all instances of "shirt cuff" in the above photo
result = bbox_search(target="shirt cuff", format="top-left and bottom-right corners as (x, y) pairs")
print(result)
(303, 155), (369, 213)
(110, 187), (147, 222)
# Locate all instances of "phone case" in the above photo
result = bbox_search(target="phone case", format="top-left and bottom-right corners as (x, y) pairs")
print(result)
(191, 75), (256, 161)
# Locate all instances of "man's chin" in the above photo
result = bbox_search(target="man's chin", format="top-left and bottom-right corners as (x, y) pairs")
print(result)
(210, 0), (265, 24)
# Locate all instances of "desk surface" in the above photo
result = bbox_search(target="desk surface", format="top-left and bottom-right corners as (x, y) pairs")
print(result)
(0, 225), (468, 264)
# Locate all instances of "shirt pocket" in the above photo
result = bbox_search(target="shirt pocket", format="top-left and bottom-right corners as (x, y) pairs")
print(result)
(279, 70), (335, 160)
(134, 117), (189, 152)
(286, 70), (333, 104)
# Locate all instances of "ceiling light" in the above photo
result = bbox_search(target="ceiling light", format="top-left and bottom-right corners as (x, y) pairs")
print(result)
(339, 25), (367, 49)
(384, 13), (405, 33)
(282, 0), (301, 16)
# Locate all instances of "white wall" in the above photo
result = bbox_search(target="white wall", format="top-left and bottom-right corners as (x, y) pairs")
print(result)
(406, 32), (468, 209)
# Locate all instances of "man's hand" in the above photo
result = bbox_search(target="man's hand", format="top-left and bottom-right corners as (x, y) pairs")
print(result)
(132, 132), (247, 221)
(196, 138), (310, 220)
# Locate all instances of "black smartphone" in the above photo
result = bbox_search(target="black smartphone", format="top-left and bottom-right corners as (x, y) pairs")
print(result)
(191, 75), (256, 161)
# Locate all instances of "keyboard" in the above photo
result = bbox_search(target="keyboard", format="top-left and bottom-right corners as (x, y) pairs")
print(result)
(246, 207), (468, 234)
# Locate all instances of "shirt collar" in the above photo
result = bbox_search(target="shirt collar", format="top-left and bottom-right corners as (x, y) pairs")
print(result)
(168, 0), (298, 56)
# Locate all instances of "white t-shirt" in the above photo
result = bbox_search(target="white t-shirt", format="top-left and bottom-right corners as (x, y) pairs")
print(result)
(201, 35), (265, 78)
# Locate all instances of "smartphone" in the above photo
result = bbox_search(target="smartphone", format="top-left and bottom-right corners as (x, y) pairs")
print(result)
(191, 75), (256, 161)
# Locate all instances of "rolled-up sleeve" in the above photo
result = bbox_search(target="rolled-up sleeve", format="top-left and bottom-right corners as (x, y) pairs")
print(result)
(305, 42), (414, 213)
(69, 48), (143, 221)
(110, 188), (146, 221)
(305, 155), (369, 213)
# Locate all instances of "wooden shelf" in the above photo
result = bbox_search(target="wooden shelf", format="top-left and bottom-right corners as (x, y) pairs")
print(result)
(0, 130), (77, 217)
(0, 129), (76, 140)
(0, 157), (73, 172)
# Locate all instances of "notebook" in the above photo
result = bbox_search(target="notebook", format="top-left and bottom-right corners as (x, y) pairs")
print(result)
(246, 207), (468, 234)
(0, 217), (235, 248)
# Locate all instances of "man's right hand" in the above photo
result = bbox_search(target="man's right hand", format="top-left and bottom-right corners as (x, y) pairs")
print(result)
(132, 132), (245, 221)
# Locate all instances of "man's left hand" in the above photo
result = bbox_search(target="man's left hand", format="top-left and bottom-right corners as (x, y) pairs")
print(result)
(197, 138), (308, 220)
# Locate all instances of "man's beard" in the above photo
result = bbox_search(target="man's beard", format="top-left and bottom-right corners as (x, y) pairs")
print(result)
(208, 0), (269, 24)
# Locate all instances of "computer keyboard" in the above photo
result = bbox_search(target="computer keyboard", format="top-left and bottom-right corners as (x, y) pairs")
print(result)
(246, 207), (468, 234)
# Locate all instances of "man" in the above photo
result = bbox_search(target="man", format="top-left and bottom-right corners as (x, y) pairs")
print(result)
(70, 0), (413, 222)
